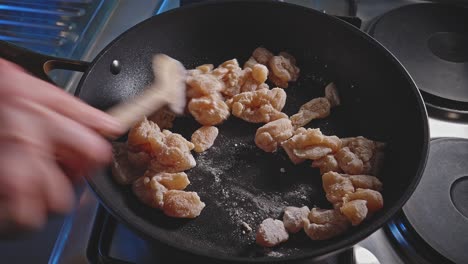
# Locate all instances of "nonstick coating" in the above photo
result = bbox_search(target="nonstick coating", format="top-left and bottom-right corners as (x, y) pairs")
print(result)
(77, 1), (429, 262)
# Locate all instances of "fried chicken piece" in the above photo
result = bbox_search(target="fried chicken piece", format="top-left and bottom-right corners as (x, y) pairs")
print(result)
(127, 150), (151, 168)
(278, 51), (297, 65)
(148, 107), (176, 129)
(149, 132), (196, 173)
(187, 64), (213, 76)
(111, 142), (145, 185)
(340, 200), (368, 226)
(255, 118), (294, 152)
(238, 72), (258, 94)
(342, 137), (375, 162)
(346, 174), (383, 191)
(232, 64), (270, 94)
(196, 64), (214, 73)
(287, 128), (342, 151)
(186, 73), (225, 99)
(244, 56), (258, 69)
(226, 88), (288, 123)
(188, 95), (230, 126)
(163, 190), (205, 218)
(293, 146), (333, 160)
(311, 155), (341, 174)
(344, 188), (384, 214)
(127, 118), (164, 153)
(128, 119), (196, 173)
(268, 71), (290, 88)
(308, 208), (349, 226)
(303, 208), (349, 240)
(321, 172), (383, 224)
(269, 55), (300, 83)
(324, 82), (341, 107)
(191, 126), (219, 153)
(251, 64), (269, 84)
(248, 47), (300, 88)
(281, 139), (305, 164)
(240, 68), (270, 94)
(335, 147), (364, 175)
(218, 59), (250, 98)
(290, 97), (331, 128)
(142, 171), (190, 190)
(322, 171), (355, 205)
(132, 176), (167, 209)
(256, 218), (289, 247)
(268, 54), (300, 88)
(283, 206), (310, 233)
(281, 128), (342, 163)
(341, 137), (386, 175)
(252, 47), (274, 65)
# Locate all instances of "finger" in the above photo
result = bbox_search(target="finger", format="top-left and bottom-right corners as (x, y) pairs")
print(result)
(12, 98), (113, 166)
(0, 58), (27, 73)
(0, 63), (125, 136)
(56, 149), (90, 182)
(0, 198), (46, 236)
(0, 195), (46, 235)
(0, 142), (47, 234)
(55, 146), (93, 183)
(35, 152), (75, 214)
(47, 113), (114, 166)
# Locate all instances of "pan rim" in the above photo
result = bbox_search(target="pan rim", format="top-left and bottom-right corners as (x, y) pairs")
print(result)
(78, 0), (430, 262)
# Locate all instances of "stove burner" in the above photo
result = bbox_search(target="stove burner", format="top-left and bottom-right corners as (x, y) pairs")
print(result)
(386, 138), (468, 264)
(450, 176), (468, 218)
(427, 32), (468, 63)
(367, 3), (468, 121)
(385, 212), (449, 264)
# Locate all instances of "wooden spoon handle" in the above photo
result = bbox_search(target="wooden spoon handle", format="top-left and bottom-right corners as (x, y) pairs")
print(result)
(103, 54), (186, 140)
(106, 88), (168, 133)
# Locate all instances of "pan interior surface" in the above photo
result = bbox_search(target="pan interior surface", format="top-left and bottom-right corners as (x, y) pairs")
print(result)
(78, 1), (428, 262)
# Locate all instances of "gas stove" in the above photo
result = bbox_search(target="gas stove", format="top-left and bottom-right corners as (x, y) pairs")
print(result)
(50, 1), (468, 263)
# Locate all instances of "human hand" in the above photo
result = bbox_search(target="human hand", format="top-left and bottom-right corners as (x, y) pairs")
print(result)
(0, 58), (124, 236)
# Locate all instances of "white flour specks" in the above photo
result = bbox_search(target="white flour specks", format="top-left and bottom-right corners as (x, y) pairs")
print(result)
(196, 150), (224, 183)
(266, 250), (284, 257)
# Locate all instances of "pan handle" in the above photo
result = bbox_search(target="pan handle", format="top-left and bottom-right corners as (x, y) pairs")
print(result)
(0, 40), (90, 84)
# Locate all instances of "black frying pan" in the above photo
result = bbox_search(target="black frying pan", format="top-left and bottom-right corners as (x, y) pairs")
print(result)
(0, 1), (429, 262)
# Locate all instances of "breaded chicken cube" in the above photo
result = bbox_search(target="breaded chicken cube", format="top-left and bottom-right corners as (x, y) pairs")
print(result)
(142, 171), (190, 190)
(191, 126), (219, 153)
(256, 218), (289, 247)
(322, 171), (355, 205)
(226, 88), (288, 123)
(283, 206), (310, 233)
(163, 190), (206, 218)
(255, 118), (294, 152)
(132, 176), (167, 209)
(340, 199), (368, 226)
(303, 208), (349, 240)
(111, 142), (145, 185)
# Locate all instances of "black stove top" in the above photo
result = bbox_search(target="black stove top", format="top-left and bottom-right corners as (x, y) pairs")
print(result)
(367, 3), (468, 122)
(387, 138), (468, 264)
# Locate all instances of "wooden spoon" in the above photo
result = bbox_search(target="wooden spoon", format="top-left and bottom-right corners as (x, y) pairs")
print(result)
(105, 54), (186, 138)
